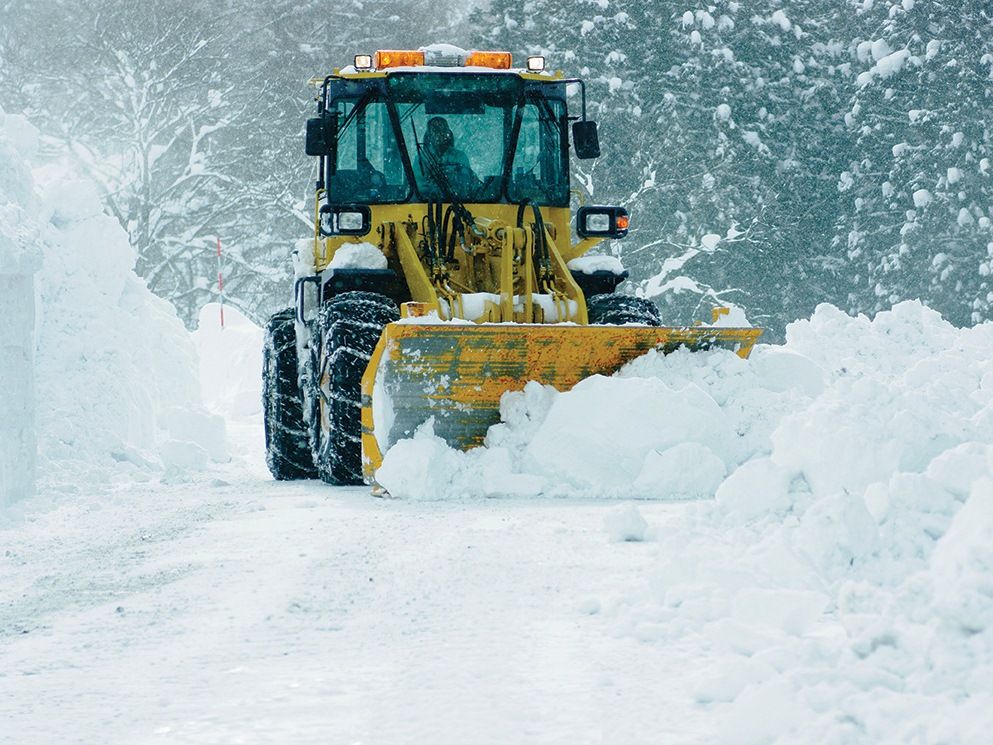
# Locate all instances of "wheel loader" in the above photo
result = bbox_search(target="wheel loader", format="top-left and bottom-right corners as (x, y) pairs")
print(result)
(262, 46), (762, 487)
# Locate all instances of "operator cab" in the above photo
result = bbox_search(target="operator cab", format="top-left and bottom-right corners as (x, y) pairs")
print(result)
(306, 46), (602, 212)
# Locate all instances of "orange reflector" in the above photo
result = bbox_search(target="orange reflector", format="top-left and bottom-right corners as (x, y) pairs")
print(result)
(466, 51), (513, 69)
(374, 49), (425, 69)
(616, 215), (630, 229)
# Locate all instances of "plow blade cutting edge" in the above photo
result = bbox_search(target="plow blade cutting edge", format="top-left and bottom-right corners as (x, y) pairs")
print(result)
(359, 322), (762, 481)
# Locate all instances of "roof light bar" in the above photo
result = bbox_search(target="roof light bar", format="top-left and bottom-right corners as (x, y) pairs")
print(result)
(354, 53), (373, 70)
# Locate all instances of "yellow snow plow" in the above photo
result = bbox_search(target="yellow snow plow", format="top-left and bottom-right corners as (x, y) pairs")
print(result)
(361, 321), (759, 477)
(261, 46), (761, 486)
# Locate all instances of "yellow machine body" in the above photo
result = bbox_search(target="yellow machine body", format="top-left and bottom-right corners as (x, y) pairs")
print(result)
(306, 59), (763, 484)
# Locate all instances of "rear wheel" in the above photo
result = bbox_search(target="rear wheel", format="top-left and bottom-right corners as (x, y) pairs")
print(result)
(263, 309), (317, 480)
(315, 291), (399, 485)
(587, 293), (661, 326)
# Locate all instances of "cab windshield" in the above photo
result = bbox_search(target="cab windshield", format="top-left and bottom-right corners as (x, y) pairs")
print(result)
(327, 74), (569, 206)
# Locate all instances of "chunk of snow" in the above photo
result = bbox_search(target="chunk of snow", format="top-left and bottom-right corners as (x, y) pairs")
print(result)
(708, 306), (752, 328)
(770, 9), (791, 31)
(567, 254), (625, 275)
(700, 233), (721, 250)
(912, 188), (932, 207)
(329, 242), (387, 270)
(603, 503), (650, 542)
(742, 131), (762, 148)
(870, 39), (893, 61)
(732, 588), (830, 635)
(632, 443), (727, 500)
(715, 103), (732, 121)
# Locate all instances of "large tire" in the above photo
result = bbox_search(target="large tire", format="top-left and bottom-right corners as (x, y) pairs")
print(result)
(263, 308), (317, 480)
(587, 293), (662, 326)
(315, 292), (399, 485)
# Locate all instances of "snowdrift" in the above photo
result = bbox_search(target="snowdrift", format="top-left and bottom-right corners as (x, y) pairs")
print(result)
(378, 300), (993, 742)
(0, 106), (43, 505)
(192, 302), (263, 419)
(0, 109), (225, 499)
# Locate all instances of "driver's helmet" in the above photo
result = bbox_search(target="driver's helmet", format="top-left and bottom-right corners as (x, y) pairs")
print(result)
(425, 117), (455, 154)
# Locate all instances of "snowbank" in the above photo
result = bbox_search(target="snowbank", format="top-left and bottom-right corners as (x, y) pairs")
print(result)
(0, 106), (43, 506)
(192, 303), (263, 418)
(376, 300), (993, 741)
(0, 110), (226, 499)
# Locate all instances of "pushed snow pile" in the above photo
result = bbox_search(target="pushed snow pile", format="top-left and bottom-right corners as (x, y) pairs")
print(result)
(192, 303), (263, 418)
(379, 300), (993, 741)
(378, 300), (991, 503)
(0, 111), (226, 493)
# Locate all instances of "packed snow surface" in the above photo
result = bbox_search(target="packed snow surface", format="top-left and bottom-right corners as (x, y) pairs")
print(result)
(4, 220), (992, 744)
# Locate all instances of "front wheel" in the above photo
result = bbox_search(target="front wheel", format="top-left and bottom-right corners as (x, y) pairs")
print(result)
(262, 308), (317, 480)
(314, 292), (399, 485)
(587, 294), (661, 326)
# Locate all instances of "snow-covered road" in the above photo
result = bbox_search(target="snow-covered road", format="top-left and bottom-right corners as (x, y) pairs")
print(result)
(2, 421), (707, 745)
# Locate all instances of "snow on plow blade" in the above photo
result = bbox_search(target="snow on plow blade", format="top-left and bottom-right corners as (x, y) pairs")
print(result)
(360, 322), (762, 481)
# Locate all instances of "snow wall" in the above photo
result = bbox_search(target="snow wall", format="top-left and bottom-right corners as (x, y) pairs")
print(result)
(377, 300), (993, 742)
(0, 110), (226, 505)
(0, 107), (42, 507)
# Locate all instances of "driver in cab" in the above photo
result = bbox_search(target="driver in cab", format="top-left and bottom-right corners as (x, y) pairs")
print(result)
(415, 116), (481, 198)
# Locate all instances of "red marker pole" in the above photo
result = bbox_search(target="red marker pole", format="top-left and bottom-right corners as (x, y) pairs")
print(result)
(216, 236), (225, 329)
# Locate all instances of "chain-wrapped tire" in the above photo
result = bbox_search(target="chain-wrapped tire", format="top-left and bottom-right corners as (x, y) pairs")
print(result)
(586, 293), (662, 326)
(315, 291), (399, 485)
(263, 308), (317, 480)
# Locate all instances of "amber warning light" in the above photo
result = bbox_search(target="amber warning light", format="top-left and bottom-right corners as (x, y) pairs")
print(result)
(370, 49), (513, 70)
(374, 50), (426, 69)
(465, 51), (513, 69)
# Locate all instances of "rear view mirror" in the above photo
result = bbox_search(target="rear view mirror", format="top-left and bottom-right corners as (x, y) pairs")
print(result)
(577, 205), (629, 239)
(572, 120), (600, 159)
(305, 111), (337, 156)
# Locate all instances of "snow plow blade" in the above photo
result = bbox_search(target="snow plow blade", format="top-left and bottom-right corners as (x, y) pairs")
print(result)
(360, 322), (762, 481)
